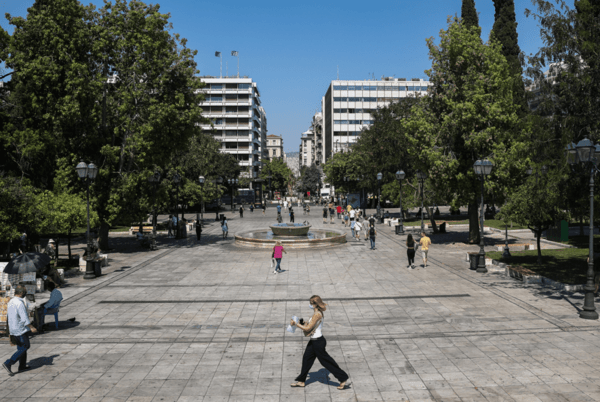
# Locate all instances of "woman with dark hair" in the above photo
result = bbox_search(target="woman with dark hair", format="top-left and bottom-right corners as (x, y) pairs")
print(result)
(290, 295), (350, 390)
(406, 234), (416, 269)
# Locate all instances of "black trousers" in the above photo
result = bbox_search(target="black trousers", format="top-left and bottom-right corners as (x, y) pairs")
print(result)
(295, 337), (348, 383)
(407, 249), (415, 265)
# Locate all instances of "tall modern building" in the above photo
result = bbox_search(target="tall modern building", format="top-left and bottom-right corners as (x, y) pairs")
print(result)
(266, 134), (285, 161)
(199, 77), (267, 187)
(319, 77), (431, 163)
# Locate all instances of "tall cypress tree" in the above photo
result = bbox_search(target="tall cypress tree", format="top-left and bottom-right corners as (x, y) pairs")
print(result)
(492, 0), (527, 113)
(461, 0), (479, 30)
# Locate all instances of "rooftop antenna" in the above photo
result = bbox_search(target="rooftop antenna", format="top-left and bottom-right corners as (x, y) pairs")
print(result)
(215, 51), (222, 78)
(231, 51), (239, 78)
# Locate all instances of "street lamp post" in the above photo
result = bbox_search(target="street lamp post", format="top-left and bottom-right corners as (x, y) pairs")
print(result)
(376, 172), (382, 220)
(75, 161), (99, 280)
(396, 170), (405, 234)
(228, 178), (239, 210)
(215, 177), (223, 221)
(567, 139), (599, 320)
(173, 173), (181, 238)
(268, 174), (272, 201)
(416, 171), (427, 232)
(473, 159), (493, 273)
(148, 171), (161, 251)
(198, 176), (205, 224)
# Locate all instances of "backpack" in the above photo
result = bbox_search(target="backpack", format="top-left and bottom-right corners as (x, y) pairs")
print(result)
(369, 227), (375, 236)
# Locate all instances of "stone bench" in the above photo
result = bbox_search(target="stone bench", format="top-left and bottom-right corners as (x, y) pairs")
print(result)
(129, 226), (153, 235)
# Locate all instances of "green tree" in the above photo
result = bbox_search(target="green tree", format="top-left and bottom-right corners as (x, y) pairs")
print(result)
(260, 158), (292, 198)
(492, 0), (527, 113)
(461, 0), (480, 30)
(298, 164), (322, 196)
(0, 175), (37, 244)
(408, 17), (523, 243)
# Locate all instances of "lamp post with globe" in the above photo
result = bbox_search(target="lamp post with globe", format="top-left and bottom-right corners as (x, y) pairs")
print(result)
(75, 161), (98, 280)
(473, 159), (493, 273)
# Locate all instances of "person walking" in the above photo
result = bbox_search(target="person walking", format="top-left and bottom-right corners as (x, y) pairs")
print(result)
(262, 202), (266, 216)
(354, 219), (362, 242)
(336, 205), (342, 219)
(306, 204), (310, 215)
(369, 225), (377, 250)
(350, 219), (356, 238)
(221, 219), (228, 240)
(290, 208), (295, 223)
(3, 285), (38, 376)
(343, 211), (349, 227)
(322, 206), (328, 224)
(250, 204), (254, 213)
(419, 231), (431, 268)
(329, 202), (335, 224)
(196, 222), (202, 242)
(239, 205), (244, 218)
(290, 295), (350, 390)
(272, 241), (287, 274)
(167, 215), (174, 238)
(406, 234), (416, 269)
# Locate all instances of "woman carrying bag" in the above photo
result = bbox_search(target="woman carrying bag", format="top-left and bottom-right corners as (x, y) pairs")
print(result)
(289, 295), (350, 390)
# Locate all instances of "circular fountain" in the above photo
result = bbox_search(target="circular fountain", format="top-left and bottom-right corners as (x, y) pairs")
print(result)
(235, 221), (346, 249)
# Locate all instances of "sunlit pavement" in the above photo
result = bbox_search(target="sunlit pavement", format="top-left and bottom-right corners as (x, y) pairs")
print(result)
(2, 205), (600, 402)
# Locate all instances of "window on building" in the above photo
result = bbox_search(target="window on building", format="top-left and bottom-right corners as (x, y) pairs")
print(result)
(239, 83), (251, 89)
(211, 84), (223, 90)
(226, 84), (237, 89)
(210, 95), (223, 102)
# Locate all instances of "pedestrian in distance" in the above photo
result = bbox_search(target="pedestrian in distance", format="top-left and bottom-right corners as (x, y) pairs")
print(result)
(306, 204), (310, 215)
(350, 219), (356, 238)
(272, 241), (287, 274)
(250, 204), (254, 213)
(354, 219), (362, 241)
(368, 214), (375, 228)
(406, 234), (416, 269)
(303, 203), (307, 215)
(290, 295), (350, 390)
(221, 219), (228, 239)
(336, 205), (342, 219)
(344, 211), (349, 227)
(329, 202), (335, 224)
(3, 285), (38, 376)
(239, 205), (244, 218)
(290, 208), (295, 223)
(369, 225), (377, 250)
(322, 206), (328, 224)
(262, 203), (266, 215)
(419, 231), (431, 267)
(167, 215), (174, 238)
(196, 222), (202, 242)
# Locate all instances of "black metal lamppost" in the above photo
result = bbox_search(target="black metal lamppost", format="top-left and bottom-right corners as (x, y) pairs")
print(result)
(396, 170), (405, 234)
(228, 178), (239, 210)
(173, 173), (181, 238)
(376, 172), (382, 220)
(416, 171), (427, 232)
(148, 171), (161, 250)
(567, 138), (599, 320)
(75, 161), (99, 280)
(215, 177), (223, 221)
(198, 176), (205, 223)
(473, 159), (493, 273)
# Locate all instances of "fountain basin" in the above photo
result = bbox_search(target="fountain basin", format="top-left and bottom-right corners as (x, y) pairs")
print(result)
(269, 223), (311, 236)
(235, 229), (346, 249)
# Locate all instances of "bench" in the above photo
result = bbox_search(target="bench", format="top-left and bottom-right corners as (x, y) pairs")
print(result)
(129, 226), (153, 236)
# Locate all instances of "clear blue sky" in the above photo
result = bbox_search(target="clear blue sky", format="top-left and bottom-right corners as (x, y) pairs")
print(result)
(1, 0), (550, 152)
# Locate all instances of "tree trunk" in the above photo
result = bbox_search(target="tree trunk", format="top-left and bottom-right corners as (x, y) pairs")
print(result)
(468, 202), (480, 244)
(99, 221), (110, 251)
(67, 229), (72, 264)
(537, 228), (542, 265)
(428, 206), (438, 233)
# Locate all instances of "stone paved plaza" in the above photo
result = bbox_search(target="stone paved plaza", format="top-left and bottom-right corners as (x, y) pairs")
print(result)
(3, 206), (600, 402)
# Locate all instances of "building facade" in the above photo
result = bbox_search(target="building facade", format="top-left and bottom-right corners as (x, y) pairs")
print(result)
(320, 77), (431, 163)
(299, 112), (322, 168)
(199, 77), (266, 180)
(266, 134), (285, 161)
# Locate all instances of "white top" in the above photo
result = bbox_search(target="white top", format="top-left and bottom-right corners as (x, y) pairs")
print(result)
(309, 315), (323, 338)
(7, 297), (31, 336)
(355, 221), (362, 231)
(349, 210), (356, 218)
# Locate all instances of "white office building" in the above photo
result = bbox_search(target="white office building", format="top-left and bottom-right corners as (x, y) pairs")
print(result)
(199, 77), (267, 181)
(299, 112), (323, 168)
(320, 77), (431, 163)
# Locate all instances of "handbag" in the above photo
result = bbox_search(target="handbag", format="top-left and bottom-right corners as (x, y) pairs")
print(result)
(302, 316), (322, 337)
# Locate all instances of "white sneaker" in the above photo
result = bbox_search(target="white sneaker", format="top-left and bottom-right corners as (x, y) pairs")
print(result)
(273, 270), (277, 274)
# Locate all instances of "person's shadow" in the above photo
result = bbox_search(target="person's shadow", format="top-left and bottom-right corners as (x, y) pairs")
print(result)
(305, 368), (345, 387)
(27, 354), (60, 370)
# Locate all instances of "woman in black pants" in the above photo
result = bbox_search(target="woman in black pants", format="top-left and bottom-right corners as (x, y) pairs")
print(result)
(290, 295), (350, 390)
(406, 234), (416, 269)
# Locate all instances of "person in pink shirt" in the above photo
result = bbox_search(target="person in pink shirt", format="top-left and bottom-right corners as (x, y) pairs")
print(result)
(272, 241), (287, 274)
